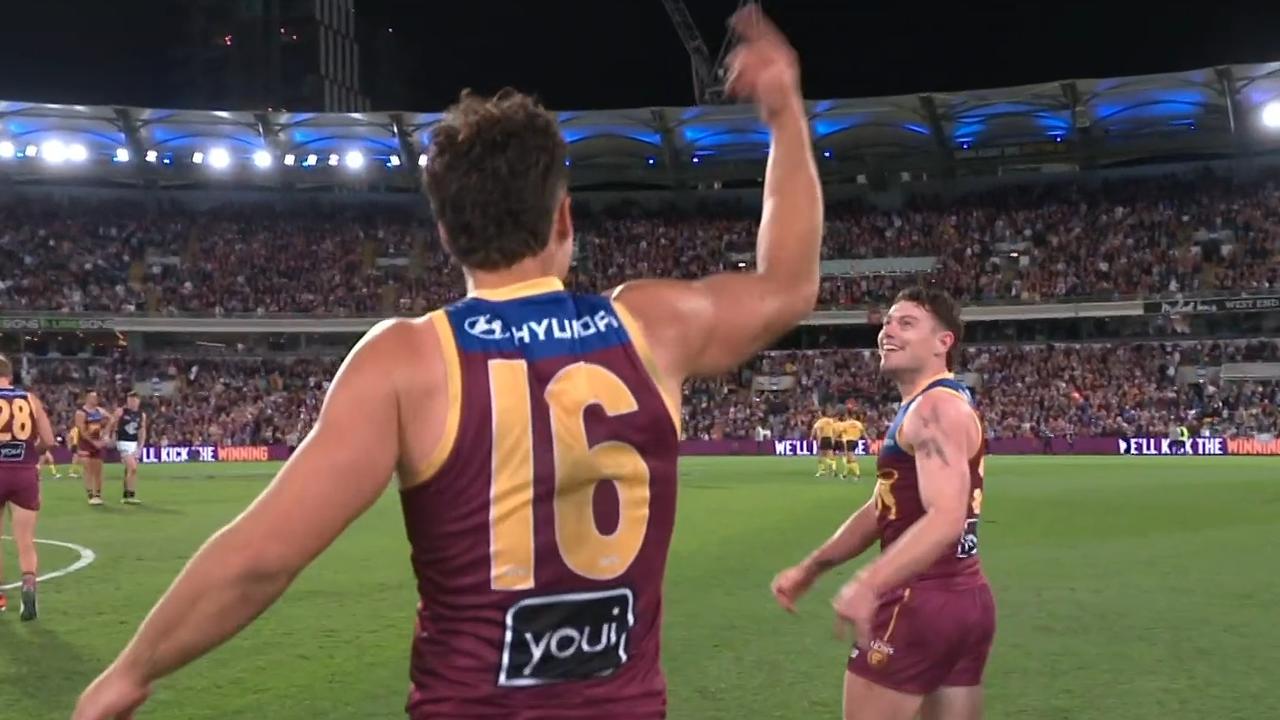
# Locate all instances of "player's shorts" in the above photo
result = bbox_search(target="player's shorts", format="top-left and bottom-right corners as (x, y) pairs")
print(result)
(847, 580), (996, 695)
(819, 437), (835, 452)
(0, 467), (41, 511)
(117, 441), (139, 458)
(77, 441), (102, 460)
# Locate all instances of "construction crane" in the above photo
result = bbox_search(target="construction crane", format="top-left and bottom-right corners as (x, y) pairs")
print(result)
(659, 0), (756, 104)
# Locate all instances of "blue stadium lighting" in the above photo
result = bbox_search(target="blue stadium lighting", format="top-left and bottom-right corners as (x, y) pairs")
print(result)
(253, 150), (273, 168)
(388, 154), (402, 167)
(344, 151), (364, 170)
(327, 153), (340, 167)
(418, 153), (428, 168)
(304, 154), (319, 167)
(145, 150), (158, 163)
(822, 150), (833, 158)
(24, 144), (38, 158)
(114, 148), (130, 163)
(1055, 135), (1063, 143)
(647, 157), (656, 165)
(564, 158), (571, 167)
(283, 153), (297, 166)
(692, 156), (701, 164)
(191, 151), (205, 165)
(162, 153), (173, 165)
(0, 141), (14, 159)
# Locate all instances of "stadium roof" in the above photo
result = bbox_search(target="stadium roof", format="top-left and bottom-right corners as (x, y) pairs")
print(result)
(3, 62), (1280, 189)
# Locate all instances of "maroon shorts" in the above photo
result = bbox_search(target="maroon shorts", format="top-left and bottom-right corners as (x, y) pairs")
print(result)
(77, 442), (101, 460)
(847, 581), (996, 695)
(0, 467), (41, 511)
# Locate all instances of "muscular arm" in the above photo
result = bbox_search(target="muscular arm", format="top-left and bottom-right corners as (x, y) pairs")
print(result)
(104, 320), (409, 686)
(612, 78), (822, 381)
(800, 497), (880, 577)
(28, 393), (56, 451)
(74, 409), (87, 440)
(858, 391), (978, 594)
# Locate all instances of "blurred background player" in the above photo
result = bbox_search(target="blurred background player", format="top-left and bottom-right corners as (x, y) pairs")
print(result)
(839, 413), (865, 481)
(75, 390), (110, 506)
(74, 8), (822, 719)
(112, 392), (147, 504)
(66, 425), (83, 480)
(0, 354), (57, 621)
(772, 287), (994, 720)
(812, 410), (839, 476)
(38, 443), (61, 479)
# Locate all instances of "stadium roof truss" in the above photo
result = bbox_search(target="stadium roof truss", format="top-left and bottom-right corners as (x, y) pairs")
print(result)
(3, 62), (1280, 189)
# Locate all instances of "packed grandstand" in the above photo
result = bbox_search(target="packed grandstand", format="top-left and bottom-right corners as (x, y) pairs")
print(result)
(2, 64), (1279, 457)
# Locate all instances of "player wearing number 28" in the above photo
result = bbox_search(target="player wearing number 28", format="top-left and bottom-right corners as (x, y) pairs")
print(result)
(0, 353), (57, 622)
(74, 7), (821, 719)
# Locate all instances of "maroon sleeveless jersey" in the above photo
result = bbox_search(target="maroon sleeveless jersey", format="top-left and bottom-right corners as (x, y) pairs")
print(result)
(874, 376), (986, 588)
(0, 386), (40, 468)
(399, 278), (680, 719)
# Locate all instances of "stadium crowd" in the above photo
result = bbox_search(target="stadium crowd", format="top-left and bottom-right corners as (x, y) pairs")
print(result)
(15, 340), (1277, 448)
(2, 172), (1278, 316)
(684, 339), (1280, 442)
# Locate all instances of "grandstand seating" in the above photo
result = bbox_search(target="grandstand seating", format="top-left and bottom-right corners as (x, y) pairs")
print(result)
(2, 172), (1277, 315)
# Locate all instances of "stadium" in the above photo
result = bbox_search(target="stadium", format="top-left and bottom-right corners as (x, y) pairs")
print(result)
(1, 2), (1278, 719)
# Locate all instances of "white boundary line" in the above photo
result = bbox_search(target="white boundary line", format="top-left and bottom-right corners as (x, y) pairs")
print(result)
(0, 536), (97, 590)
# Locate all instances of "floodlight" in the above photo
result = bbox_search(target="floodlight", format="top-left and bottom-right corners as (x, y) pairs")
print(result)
(208, 147), (231, 169)
(388, 154), (401, 167)
(327, 153), (340, 167)
(0, 141), (14, 159)
(145, 150), (158, 163)
(418, 153), (428, 167)
(67, 144), (89, 162)
(1263, 101), (1280, 129)
(253, 150), (273, 168)
(344, 151), (364, 169)
(115, 148), (130, 163)
(305, 154), (319, 167)
(283, 153), (297, 166)
(25, 145), (38, 158)
(192, 151), (205, 165)
(42, 140), (68, 164)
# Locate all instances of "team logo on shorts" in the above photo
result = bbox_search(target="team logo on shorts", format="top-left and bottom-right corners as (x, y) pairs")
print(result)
(867, 640), (895, 669)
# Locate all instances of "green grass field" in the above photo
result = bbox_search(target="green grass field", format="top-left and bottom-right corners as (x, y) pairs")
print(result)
(2, 456), (1278, 719)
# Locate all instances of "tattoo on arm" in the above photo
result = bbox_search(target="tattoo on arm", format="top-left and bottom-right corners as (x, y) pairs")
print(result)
(914, 404), (952, 467)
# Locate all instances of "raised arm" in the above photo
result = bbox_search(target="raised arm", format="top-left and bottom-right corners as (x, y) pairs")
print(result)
(74, 320), (412, 720)
(612, 7), (823, 381)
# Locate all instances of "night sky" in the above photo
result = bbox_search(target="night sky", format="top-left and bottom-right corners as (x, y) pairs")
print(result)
(2, 0), (1280, 111)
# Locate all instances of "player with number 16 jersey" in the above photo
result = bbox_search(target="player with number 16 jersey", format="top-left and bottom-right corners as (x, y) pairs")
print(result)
(400, 281), (679, 716)
(74, 8), (823, 719)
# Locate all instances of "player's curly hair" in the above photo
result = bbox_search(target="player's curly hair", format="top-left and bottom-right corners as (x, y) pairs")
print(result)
(423, 88), (569, 271)
(895, 286), (964, 371)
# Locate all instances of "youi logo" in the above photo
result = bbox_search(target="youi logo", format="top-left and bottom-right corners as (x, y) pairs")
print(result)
(464, 314), (510, 341)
